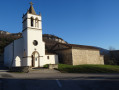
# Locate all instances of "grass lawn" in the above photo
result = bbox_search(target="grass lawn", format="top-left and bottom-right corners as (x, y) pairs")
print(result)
(58, 64), (119, 73)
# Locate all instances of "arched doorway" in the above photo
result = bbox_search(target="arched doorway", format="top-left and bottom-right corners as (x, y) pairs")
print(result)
(31, 51), (39, 67)
(15, 56), (21, 67)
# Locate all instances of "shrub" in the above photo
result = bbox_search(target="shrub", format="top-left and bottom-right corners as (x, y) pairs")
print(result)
(43, 64), (49, 68)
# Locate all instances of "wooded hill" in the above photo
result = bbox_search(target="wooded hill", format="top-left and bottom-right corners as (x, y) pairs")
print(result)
(0, 31), (67, 55)
(0, 31), (119, 65)
(0, 33), (22, 54)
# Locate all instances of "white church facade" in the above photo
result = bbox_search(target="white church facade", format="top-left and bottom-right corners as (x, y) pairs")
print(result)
(4, 3), (58, 68)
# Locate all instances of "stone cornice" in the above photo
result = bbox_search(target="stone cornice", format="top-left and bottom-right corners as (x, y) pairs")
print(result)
(22, 27), (42, 32)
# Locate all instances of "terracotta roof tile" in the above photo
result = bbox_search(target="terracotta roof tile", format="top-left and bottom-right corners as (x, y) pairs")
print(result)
(56, 43), (99, 50)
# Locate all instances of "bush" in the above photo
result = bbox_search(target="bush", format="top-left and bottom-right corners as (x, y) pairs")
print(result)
(43, 64), (49, 68)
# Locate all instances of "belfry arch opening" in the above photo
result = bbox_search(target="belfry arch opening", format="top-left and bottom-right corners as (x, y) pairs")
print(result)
(35, 18), (39, 27)
(31, 17), (34, 27)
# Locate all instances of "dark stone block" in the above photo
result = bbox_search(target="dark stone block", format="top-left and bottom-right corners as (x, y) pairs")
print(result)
(10, 66), (30, 73)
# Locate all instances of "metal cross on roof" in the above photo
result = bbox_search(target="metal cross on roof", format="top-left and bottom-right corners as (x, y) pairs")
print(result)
(29, 2), (33, 5)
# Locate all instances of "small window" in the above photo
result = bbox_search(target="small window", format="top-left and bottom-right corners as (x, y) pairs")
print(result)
(47, 56), (49, 59)
(33, 40), (38, 46)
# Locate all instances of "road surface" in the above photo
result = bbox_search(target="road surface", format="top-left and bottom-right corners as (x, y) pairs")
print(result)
(0, 66), (119, 90)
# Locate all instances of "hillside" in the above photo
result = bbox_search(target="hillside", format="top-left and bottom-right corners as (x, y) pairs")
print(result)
(43, 34), (67, 50)
(0, 32), (22, 54)
(0, 31), (67, 54)
(0, 31), (118, 65)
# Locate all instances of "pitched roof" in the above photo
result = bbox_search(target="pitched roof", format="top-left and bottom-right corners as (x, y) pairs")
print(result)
(52, 43), (99, 51)
(68, 44), (99, 50)
(27, 2), (36, 15)
(45, 50), (57, 55)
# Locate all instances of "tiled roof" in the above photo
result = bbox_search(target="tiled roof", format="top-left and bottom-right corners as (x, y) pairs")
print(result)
(55, 43), (99, 50)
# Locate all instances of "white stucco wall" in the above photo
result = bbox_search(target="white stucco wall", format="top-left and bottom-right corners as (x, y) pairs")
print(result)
(22, 13), (46, 67)
(4, 43), (13, 67)
(13, 38), (23, 67)
(40, 55), (58, 67)
(4, 38), (23, 67)
(23, 29), (46, 67)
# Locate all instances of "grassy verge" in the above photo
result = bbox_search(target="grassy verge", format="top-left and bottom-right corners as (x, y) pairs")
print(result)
(58, 64), (119, 73)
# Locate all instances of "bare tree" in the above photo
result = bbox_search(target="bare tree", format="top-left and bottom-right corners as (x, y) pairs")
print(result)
(109, 46), (115, 51)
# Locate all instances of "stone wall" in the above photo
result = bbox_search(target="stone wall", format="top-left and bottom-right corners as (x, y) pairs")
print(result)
(56, 49), (72, 65)
(100, 55), (104, 64)
(72, 48), (104, 65)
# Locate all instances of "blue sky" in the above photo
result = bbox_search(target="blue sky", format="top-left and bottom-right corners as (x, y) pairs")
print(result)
(0, 0), (119, 50)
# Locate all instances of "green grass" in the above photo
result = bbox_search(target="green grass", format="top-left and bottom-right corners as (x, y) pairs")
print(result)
(43, 64), (49, 68)
(58, 64), (119, 73)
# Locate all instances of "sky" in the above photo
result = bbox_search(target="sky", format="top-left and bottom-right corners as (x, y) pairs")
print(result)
(0, 0), (119, 50)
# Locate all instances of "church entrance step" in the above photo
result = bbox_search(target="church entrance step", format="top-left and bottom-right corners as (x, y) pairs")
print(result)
(31, 67), (47, 70)
(29, 69), (61, 73)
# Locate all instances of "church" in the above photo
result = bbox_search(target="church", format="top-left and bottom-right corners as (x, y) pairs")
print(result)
(4, 3), (104, 68)
(4, 3), (58, 68)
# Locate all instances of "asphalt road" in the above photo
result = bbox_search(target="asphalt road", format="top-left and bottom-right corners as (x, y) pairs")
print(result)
(0, 66), (119, 90)
(0, 78), (119, 90)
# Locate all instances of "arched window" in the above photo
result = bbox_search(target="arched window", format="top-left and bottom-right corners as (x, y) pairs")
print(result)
(35, 18), (39, 27)
(31, 17), (34, 27)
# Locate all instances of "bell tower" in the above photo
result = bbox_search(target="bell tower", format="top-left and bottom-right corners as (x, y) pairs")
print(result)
(22, 2), (42, 31)
(22, 2), (45, 67)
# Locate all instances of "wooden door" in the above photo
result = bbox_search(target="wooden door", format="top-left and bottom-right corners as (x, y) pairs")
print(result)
(32, 55), (35, 67)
